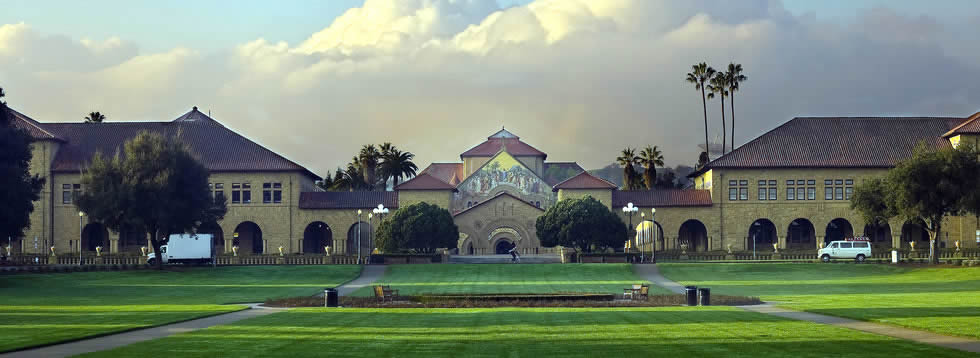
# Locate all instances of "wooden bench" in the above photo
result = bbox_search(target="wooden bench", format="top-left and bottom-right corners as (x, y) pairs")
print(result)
(373, 285), (399, 303)
(623, 284), (650, 300)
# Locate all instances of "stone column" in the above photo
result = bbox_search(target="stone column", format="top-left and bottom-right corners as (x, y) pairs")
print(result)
(225, 239), (233, 253)
(778, 236), (787, 250)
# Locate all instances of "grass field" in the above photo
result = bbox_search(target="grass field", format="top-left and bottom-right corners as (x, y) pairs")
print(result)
(0, 265), (361, 352)
(658, 263), (980, 338)
(80, 306), (975, 358)
(349, 263), (668, 296)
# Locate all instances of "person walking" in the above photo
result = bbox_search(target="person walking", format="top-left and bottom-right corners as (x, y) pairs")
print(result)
(508, 246), (520, 263)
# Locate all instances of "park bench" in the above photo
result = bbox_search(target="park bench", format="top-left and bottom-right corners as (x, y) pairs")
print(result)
(623, 284), (650, 300)
(373, 285), (399, 303)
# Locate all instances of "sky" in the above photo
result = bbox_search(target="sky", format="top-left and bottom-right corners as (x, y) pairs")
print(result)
(1, 0), (979, 176)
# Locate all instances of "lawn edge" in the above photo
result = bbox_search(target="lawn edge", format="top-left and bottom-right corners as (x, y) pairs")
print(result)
(0, 304), (250, 354)
(783, 304), (980, 341)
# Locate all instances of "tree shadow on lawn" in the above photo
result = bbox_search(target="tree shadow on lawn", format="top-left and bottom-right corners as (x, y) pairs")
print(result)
(803, 307), (980, 320)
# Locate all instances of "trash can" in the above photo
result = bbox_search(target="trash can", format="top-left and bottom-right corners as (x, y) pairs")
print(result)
(685, 286), (698, 306)
(325, 288), (338, 307)
(697, 288), (710, 306)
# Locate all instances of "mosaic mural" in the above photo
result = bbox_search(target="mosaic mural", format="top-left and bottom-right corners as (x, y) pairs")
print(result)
(453, 152), (555, 212)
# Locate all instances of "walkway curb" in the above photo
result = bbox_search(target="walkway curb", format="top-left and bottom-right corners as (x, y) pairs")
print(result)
(633, 263), (980, 354)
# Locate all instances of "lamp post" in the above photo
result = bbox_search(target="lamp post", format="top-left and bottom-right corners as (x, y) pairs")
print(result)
(372, 204), (389, 256)
(651, 208), (657, 264)
(622, 202), (638, 259)
(356, 209), (362, 264)
(640, 212), (646, 263)
(78, 211), (85, 266)
(368, 213), (373, 256)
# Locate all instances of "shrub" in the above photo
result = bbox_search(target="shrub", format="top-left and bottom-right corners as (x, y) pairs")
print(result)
(375, 202), (458, 253)
(536, 196), (626, 253)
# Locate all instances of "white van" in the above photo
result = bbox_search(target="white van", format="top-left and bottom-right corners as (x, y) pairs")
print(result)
(819, 239), (872, 262)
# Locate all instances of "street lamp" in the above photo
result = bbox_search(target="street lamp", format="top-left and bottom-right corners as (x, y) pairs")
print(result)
(372, 204), (389, 219)
(368, 213), (373, 257)
(651, 208), (657, 263)
(640, 212), (645, 263)
(78, 211), (85, 266)
(622, 202), (638, 259)
(356, 209), (363, 264)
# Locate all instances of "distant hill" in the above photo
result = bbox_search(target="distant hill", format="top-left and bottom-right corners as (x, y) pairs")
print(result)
(589, 164), (694, 189)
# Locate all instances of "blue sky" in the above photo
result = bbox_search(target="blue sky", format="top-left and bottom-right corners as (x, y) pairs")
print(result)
(2, 0), (975, 52)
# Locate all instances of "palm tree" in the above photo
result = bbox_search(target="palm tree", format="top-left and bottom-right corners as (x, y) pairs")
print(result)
(379, 142), (394, 156)
(331, 160), (367, 191)
(707, 73), (729, 155)
(639, 145), (665, 190)
(725, 63), (746, 152)
(686, 63), (715, 159)
(380, 148), (418, 188)
(85, 111), (105, 123)
(358, 144), (381, 190)
(616, 147), (641, 190)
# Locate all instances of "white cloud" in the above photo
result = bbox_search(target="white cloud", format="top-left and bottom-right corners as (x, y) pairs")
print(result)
(1, 0), (979, 176)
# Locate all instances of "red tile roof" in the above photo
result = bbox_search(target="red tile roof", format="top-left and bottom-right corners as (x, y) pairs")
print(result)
(32, 107), (319, 179)
(452, 191), (544, 217)
(943, 112), (980, 137)
(299, 191), (397, 210)
(704, 117), (964, 171)
(393, 173), (457, 191)
(460, 129), (547, 158)
(612, 190), (713, 207)
(552, 171), (617, 191)
(9, 108), (64, 141)
(420, 163), (464, 185)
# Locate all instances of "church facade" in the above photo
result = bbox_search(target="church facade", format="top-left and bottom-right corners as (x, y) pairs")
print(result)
(9, 106), (980, 258)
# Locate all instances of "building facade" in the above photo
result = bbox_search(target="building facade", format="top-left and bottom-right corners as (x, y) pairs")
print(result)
(9, 107), (980, 257)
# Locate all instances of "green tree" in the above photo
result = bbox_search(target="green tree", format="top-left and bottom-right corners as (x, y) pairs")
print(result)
(535, 196), (626, 253)
(707, 73), (729, 154)
(358, 144), (381, 190)
(851, 143), (980, 264)
(639, 145), (664, 190)
(725, 63), (746, 149)
(616, 147), (640, 190)
(0, 87), (45, 241)
(686, 62), (715, 158)
(375, 202), (458, 253)
(379, 146), (418, 188)
(76, 131), (227, 269)
(330, 159), (367, 191)
(84, 111), (105, 123)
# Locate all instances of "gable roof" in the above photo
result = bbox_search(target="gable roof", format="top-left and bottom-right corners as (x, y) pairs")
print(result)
(299, 191), (398, 210)
(452, 191), (545, 217)
(31, 107), (319, 179)
(700, 116), (964, 173)
(552, 171), (617, 191)
(8, 108), (64, 142)
(457, 149), (549, 190)
(393, 173), (457, 191)
(943, 112), (980, 137)
(460, 129), (547, 158)
(612, 190), (713, 207)
(420, 163), (464, 185)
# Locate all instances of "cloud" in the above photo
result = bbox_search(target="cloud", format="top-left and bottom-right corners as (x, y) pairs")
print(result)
(1, 0), (979, 177)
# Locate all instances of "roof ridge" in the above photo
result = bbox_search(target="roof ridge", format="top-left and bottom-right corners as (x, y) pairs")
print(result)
(456, 150), (548, 189)
(942, 112), (980, 137)
(8, 107), (65, 141)
(551, 170), (617, 191)
(452, 191), (543, 217)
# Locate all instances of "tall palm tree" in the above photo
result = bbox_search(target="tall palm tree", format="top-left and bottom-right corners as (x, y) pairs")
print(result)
(379, 142), (394, 156)
(707, 73), (729, 155)
(725, 63), (746, 152)
(331, 160), (366, 191)
(616, 147), (641, 190)
(686, 63), (715, 159)
(358, 144), (381, 190)
(380, 148), (418, 188)
(639, 145), (665, 190)
(85, 111), (105, 123)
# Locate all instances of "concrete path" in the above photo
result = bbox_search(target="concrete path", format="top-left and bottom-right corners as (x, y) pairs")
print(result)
(335, 264), (387, 296)
(2, 304), (283, 358)
(634, 264), (980, 354)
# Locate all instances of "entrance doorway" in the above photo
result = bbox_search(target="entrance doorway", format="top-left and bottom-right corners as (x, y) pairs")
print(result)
(494, 239), (514, 255)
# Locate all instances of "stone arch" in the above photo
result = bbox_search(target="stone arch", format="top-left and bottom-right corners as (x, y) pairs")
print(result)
(786, 218), (816, 250)
(233, 221), (263, 255)
(635, 220), (664, 251)
(825, 218), (854, 244)
(748, 219), (777, 252)
(346, 221), (372, 257)
(901, 220), (930, 246)
(678, 219), (708, 252)
(493, 237), (516, 254)
(303, 221), (332, 254)
(863, 221), (892, 248)
(118, 224), (147, 254)
(81, 223), (109, 252)
(197, 222), (224, 254)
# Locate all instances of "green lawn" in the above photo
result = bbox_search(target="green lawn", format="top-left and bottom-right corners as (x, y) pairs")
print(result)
(0, 265), (361, 352)
(80, 306), (974, 358)
(658, 263), (980, 338)
(350, 263), (668, 296)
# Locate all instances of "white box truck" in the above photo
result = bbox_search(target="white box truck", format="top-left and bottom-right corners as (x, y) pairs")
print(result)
(147, 233), (214, 265)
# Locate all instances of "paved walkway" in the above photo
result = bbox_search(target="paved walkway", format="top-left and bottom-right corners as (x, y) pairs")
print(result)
(633, 263), (980, 354)
(3, 265), (389, 358)
(2, 304), (283, 358)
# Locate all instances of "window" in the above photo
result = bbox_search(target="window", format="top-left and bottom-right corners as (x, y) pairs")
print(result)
(825, 187), (833, 200)
(263, 183), (272, 203)
(787, 187), (795, 200)
(785, 179), (813, 201)
(769, 187), (777, 201)
(729, 188), (737, 201)
(730, 180), (749, 201)
(263, 182), (283, 204)
(740, 187), (748, 201)
(232, 183), (241, 204)
(835, 187), (844, 200)
(72, 184), (81, 202)
(845, 187), (853, 200)
(807, 187), (816, 200)
(759, 187), (767, 201)
(242, 183), (252, 203)
(840, 242), (852, 249)
(807, 180), (815, 186)
(758, 180), (775, 201)
(854, 242), (869, 248)
(62, 184), (72, 204)
(214, 183), (224, 203)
